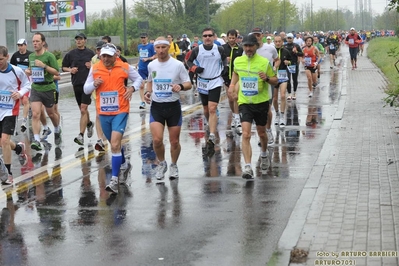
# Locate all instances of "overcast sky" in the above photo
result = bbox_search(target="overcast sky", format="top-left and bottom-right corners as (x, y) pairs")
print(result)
(85, 0), (388, 17)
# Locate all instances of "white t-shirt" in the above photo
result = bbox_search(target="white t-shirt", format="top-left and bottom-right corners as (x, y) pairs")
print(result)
(257, 43), (278, 64)
(147, 57), (190, 103)
(293, 37), (305, 47)
(0, 65), (31, 121)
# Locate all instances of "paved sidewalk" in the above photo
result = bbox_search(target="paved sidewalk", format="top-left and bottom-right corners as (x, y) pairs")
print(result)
(276, 44), (399, 266)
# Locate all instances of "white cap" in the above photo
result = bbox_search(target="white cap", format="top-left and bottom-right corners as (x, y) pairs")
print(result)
(221, 33), (226, 37)
(17, 38), (27, 45)
(100, 43), (117, 56)
(350, 27), (355, 31)
(287, 33), (294, 38)
(266, 36), (272, 40)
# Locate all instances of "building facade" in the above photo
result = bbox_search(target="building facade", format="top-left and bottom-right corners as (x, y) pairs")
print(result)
(1, 0), (26, 54)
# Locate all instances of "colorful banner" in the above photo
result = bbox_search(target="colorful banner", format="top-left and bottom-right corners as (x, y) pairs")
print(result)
(29, 1), (86, 32)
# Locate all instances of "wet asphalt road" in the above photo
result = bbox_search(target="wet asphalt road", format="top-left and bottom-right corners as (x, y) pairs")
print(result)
(0, 50), (345, 266)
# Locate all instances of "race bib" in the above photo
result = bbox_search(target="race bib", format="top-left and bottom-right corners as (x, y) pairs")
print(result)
(100, 91), (119, 112)
(304, 57), (312, 66)
(154, 79), (173, 98)
(0, 91), (13, 109)
(320, 38), (324, 43)
(349, 39), (354, 45)
(139, 49), (149, 58)
(287, 65), (296, 74)
(17, 64), (28, 71)
(329, 44), (335, 50)
(278, 70), (288, 83)
(31, 66), (45, 82)
(241, 77), (258, 96)
(197, 77), (209, 95)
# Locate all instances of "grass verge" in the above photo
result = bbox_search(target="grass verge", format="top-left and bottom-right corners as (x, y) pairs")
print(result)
(368, 37), (399, 106)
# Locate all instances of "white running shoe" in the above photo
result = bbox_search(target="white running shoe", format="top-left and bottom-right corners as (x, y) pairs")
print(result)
(155, 162), (168, 180)
(169, 163), (179, 179)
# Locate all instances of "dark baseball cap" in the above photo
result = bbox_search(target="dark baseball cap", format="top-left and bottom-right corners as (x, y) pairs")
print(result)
(242, 34), (258, 46)
(251, 27), (263, 34)
(96, 41), (105, 49)
(75, 33), (87, 39)
(140, 33), (148, 37)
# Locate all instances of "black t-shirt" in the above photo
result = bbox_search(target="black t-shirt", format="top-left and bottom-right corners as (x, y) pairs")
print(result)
(10, 50), (32, 67)
(62, 47), (95, 86)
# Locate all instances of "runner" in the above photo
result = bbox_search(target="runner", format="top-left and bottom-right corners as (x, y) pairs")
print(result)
(62, 33), (95, 146)
(302, 36), (321, 98)
(345, 27), (362, 70)
(0, 46), (30, 185)
(84, 43), (143, 194)
(10, 39), (32, 133)
(144, 37), (192, 180)
(284, 33), (304, 100)
(326, 31), (339, 69)
(137, 33), (156, 110)
(26, 32), (62, 150)
(222, 29), (243, 136)
(229, 34), (278, 179)
(186, 27), (228, 158)
(273, 36), (292, 128)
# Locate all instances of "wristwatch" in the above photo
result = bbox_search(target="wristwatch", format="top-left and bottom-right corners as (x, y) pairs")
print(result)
(265, 77), (270, 82)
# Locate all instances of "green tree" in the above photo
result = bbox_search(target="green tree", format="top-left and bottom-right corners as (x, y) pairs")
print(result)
(214, 0), (297, 34)
(133, 0), (221, 36)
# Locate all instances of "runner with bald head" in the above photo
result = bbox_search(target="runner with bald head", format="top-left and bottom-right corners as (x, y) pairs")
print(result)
(144, 36), (192, 181)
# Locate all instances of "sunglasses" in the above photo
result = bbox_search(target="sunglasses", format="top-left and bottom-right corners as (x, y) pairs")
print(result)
(287, 37), (293, 39)
(102, 43), (117, 50)
(140, 36), (147, 38)
(203, 34), (213, 38)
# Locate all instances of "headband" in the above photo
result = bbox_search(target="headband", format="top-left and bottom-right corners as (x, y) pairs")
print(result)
(154, 40), (170, 46)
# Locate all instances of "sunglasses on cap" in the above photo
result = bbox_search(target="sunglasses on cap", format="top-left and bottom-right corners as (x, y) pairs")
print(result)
(102, 43), (117, 50)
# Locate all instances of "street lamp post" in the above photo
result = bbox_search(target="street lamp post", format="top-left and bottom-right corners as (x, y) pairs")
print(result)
(336, 0), (338, 29)
(123, 0), (128, 55)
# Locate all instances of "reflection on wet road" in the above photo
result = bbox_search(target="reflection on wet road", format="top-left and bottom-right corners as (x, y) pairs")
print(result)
(0, 50), (345, 265)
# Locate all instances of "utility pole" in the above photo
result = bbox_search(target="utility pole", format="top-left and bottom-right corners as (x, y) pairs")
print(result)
(123, 0), (128, 55)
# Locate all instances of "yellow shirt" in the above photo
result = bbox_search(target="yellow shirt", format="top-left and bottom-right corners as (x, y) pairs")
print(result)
(168, 42), (180, 59)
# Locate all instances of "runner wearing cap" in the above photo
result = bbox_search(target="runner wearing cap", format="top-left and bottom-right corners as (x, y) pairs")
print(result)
(26, 32), (61, 150)
(177, 34), (190, 62)
(137, 33), (156, 110)
(84, 43), (143, 194)
(0, 46), (30, 185)
(251, 27), (280, 145)
(345, 27), (362, 70)
(230, 34), (278, 179)
(10, 38), (32, 133)
(143, 36), (192, 180)
(62, 33), (96, 146)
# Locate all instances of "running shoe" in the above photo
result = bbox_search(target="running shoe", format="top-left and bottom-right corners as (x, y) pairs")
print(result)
(139, 102), (146, 109)
(74, 134), (84, 146)
(95, 139), (106, 152)
(205, 139), (215, 157)
(105, 177), (119, 194)
(155, 161), (167, 180)
(40, 128), (52, 141)
(266, 129), (274, 145)
(169, 163), (179, 180)
(17, 142), (27, 166)
(242, 165), (254, 180)
(31, 140), (42, 151)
